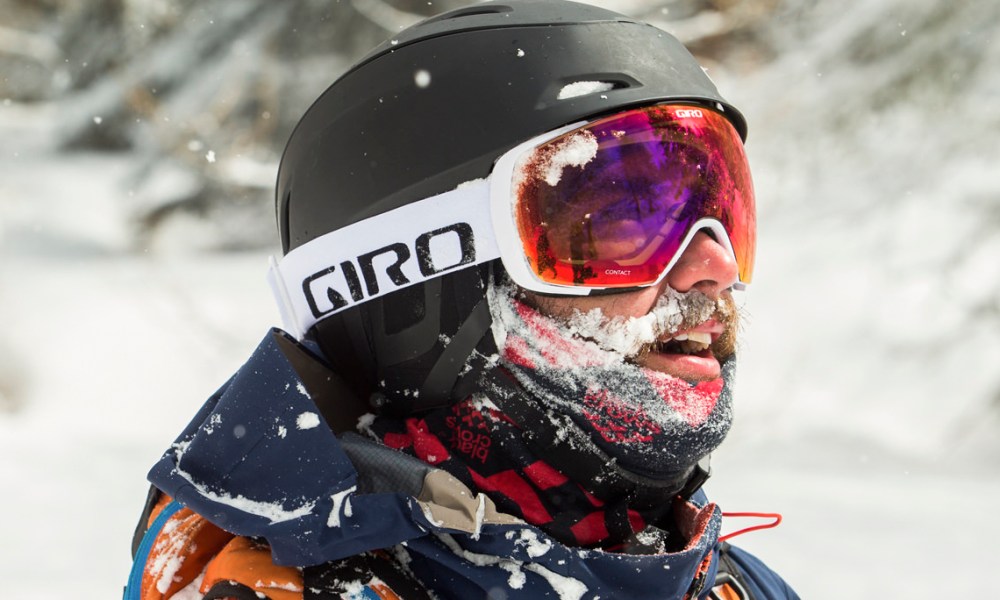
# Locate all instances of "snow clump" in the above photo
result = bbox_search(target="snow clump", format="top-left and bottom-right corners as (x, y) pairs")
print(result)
(557, 81), (615, 100)
(296, 411), (320, 430)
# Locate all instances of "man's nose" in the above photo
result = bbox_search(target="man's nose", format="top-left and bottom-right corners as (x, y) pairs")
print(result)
(664, 230), (739, 298)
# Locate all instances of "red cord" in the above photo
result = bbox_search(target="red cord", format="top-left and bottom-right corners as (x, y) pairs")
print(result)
(718, 511), (783, 542)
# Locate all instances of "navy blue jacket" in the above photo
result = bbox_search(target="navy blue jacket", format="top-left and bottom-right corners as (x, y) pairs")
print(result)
(130, 330), (799, 599)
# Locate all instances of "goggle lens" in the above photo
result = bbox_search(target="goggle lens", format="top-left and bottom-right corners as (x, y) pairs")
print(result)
(512, 105), (755, 289)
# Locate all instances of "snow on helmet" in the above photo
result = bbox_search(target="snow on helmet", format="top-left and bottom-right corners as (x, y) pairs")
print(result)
(274, 0), (748, 415)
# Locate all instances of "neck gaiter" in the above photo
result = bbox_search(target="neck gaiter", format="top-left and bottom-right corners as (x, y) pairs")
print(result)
(366, 281), (737, 549)
(487, 282), (735, 483)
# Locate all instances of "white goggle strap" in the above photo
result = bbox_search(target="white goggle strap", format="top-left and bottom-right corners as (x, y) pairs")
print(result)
(267, 179), (499, 340)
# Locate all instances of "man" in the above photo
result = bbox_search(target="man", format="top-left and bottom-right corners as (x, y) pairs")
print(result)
(125, 1), (799, 598)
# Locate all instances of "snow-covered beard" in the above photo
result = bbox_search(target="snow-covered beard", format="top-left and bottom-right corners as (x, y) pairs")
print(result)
(486, 281), (735, 481)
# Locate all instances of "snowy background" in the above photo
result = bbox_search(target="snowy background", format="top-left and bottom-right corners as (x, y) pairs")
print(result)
(1, 0), (998, 598)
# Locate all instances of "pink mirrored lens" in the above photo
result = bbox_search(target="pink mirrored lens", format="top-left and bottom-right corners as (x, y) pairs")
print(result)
(513, 104), (755, 288)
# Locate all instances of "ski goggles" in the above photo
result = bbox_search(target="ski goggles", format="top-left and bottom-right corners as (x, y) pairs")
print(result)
(269, 103), (755, 339)
(493, 103), (755, 293)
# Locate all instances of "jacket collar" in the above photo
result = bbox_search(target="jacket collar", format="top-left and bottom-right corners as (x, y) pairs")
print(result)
(148, 329), (722, 597)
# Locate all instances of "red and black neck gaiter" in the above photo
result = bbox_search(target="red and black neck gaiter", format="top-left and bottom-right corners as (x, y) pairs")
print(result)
(367, 396), (679, 549)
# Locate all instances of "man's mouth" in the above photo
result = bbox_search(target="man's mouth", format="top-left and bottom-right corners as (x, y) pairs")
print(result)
(638, 322), (725, 381)
(653, 331), (714, 356)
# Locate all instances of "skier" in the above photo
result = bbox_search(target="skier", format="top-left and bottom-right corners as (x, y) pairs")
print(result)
(125, 1), (799, 598)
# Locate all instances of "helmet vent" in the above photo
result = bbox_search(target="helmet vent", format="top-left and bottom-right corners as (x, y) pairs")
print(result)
(533, 76), (637, 111)
(557, 80), (617, 100)
(422, 5), (514, 25)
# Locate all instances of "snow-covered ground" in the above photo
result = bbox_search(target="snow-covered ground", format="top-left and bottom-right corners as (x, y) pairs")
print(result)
(2, 2), (999, 598)
(0, 110), (277, 595)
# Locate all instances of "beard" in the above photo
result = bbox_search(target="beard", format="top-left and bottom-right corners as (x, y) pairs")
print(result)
(486, 281), (738, 481)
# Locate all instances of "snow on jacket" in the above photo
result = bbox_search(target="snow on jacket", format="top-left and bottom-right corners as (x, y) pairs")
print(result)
(124, 330), (799, 599)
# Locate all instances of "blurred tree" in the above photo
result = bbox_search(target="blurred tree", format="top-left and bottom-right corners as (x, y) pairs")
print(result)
(1, 0), (778, 251)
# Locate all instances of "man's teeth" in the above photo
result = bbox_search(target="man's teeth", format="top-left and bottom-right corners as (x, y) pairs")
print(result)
(667, 331), (712, 354)
(674, 332), (712, 344)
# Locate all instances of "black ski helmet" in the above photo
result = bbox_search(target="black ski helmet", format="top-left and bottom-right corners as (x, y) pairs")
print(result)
(275, 0), (748, 415)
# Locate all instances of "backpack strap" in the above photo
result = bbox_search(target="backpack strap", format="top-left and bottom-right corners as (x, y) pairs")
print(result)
(125, 497), (182, 600)
(303, 551), (434, 600)
(131, 486), (163, 559)
(197, 545), (433, 600)
(124, 494), (233, 599)
(201, 536), (303, 599)
(708, 543), (755, 600)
